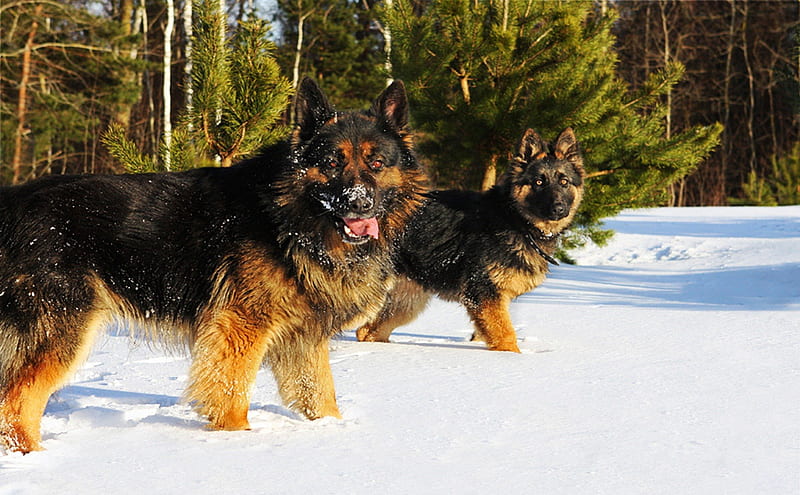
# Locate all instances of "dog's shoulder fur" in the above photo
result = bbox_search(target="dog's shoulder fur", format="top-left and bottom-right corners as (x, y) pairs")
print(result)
(398, 186), (551, 305)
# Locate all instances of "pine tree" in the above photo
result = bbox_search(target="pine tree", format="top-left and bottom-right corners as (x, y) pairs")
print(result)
(274, 0), (386, 110)
(730, 143), (800, 206)
(385, 0), (722, 247)
(104, 0), (293, 171)
(770, 143), (800, 206)
(0, 1), (143, 183)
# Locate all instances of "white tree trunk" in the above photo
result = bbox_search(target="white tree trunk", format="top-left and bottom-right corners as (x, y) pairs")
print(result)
(384, 0), (393, 85)
(293, 7), (311, 89)
(163, 0), (175, 170)
(215, 0), (225, 134)
(183, 0), (193, 129)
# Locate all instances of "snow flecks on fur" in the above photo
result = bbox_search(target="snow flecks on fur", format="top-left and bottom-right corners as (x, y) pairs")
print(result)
(342, 184), (369, 205)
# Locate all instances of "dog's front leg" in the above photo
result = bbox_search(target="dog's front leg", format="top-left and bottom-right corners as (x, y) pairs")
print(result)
(266, 333), (341, 420)
(187, 310), (270, 430)
(466, 296), (521, 353)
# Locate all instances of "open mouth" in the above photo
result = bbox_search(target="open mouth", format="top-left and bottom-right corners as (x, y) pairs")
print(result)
(339, 216), (380, 245)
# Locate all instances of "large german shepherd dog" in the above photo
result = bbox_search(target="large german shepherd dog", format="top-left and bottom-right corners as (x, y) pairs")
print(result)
(356, 128), (584, 353)
(0, 78), (427, 453)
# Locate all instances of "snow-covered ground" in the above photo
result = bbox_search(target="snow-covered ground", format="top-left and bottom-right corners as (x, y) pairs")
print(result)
(2, 206), (798, 494)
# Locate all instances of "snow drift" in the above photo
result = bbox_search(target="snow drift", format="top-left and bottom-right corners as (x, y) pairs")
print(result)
(1, 206), (798, 494)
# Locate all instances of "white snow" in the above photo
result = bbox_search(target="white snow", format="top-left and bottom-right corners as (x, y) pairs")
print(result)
(2, 206), (798, 494)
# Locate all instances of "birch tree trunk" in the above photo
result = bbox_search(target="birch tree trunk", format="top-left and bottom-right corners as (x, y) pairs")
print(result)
(383, 0), (393, 85)
(183, 0), (193, 129)
(293, 7), (312, 89)
(215, 0), (224, 139)
(164, 0), (175, 170)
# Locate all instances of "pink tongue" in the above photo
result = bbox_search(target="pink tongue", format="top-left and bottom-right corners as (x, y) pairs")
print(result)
(343, 217), (380, 239)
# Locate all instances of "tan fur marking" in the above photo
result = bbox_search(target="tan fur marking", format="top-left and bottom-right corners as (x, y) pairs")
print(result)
(467, 298), (520, 353)
(0, 308), (105, 453)
(375, 166), (405, 189)
(188, 307), (270, 430)
(0, 359), (58, 453)
(356, 277), (431, 342)
(339, 141), (354, 168)
(486, 260), (546, 299)
(188, 243), (359, 426)
(359, 141), (375, 167)
(188, 246), (309, 429)
(303, 167), (329, 185)
(267, 337), (341, 420)
(513, 184), (531, 206)
(399, 130), (414, 147)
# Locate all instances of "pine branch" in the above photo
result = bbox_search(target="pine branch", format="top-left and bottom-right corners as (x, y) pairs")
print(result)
(101, 123), (156, 173)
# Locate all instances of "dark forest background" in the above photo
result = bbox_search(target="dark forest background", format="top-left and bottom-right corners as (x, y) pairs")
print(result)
(2, 0), (798, 207)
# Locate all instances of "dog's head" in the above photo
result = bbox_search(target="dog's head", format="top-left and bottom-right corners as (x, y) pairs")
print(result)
(277, 78), (426, 256)
(500, 128), (585, 236)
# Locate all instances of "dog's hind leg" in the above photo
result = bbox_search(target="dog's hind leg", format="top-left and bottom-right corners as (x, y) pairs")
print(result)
(266, 334), (341, 420)
(356, 277), (430, 343)
(466, 297), (521, 353)
(0, 352), (70, 453)
(186, 309), (271, 431)
(0, 312), (105, 453)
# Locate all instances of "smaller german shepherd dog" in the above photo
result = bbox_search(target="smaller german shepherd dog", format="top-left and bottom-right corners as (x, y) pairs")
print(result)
(0, 78), (427, 453)
(357, 128), (584, 353)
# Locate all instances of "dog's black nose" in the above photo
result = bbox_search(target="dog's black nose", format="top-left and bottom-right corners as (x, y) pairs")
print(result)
(349, 194), (374, 214)
(551, 202), (567, 219)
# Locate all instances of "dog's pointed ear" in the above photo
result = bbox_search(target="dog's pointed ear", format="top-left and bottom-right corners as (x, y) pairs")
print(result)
(294, 77), (334, 142)
(372, 80), (409, 131)
(554, 127), (585, 176)
(517, 128), (546, 163)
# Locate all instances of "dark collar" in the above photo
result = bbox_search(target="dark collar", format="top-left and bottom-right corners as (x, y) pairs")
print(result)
(505, 196), (561, 266)
(523, 231), (560, 266)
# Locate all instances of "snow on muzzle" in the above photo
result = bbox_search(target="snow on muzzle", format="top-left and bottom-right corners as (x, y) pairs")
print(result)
(325, 184), (381, 244)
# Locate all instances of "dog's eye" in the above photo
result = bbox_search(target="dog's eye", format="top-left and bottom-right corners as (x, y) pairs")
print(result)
(371, 159), (384, 170)
(534, 179), (544, 186)
(559, 178), (569, 186)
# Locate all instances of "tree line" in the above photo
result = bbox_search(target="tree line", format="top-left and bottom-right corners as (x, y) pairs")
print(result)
(1, 0), (797, 213)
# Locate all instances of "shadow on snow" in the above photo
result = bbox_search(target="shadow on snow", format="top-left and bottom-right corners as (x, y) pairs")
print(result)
(524, 262), (800, 311)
